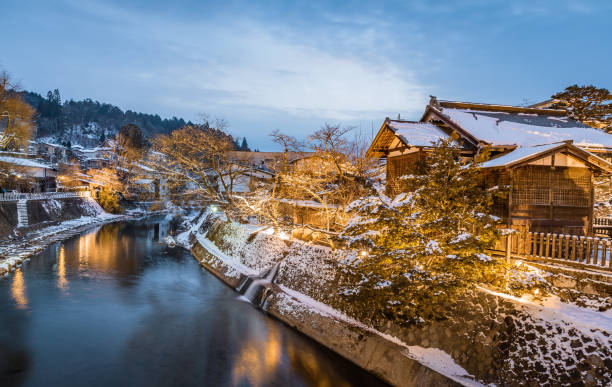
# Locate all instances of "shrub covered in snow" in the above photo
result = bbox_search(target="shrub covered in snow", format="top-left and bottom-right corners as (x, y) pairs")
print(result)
(339, 138), (550, 324)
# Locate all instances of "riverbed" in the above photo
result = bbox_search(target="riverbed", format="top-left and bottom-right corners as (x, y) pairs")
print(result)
(0, 216), (387, 386)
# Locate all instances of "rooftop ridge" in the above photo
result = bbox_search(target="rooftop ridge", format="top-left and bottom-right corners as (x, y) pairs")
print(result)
(438, 100), (567, 116)
(386, 118), (437, 124)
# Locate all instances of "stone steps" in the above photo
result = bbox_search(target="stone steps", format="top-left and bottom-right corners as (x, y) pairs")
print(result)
(17, 199), (28, 227)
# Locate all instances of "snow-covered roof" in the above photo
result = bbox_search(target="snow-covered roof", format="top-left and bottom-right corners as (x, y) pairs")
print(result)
(135, 178), (154, 184)
(480, 142), (612, 173)
(441, 108), (612, 148)
(36, 141), (64, 148)
(0, 156), (55, 169)
(480, 143), (562, 168)
(387, 121), (447, 147)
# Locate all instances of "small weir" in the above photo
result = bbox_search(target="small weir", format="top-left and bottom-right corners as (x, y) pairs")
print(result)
(236, 260), (282, 307)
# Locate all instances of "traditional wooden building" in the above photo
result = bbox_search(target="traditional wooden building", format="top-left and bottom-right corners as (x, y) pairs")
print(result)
(367, 98), (612, 235)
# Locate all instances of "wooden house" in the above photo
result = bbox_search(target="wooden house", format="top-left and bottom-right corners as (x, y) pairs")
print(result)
(0, 156), (57, 192)
(367, 98), (612, 235)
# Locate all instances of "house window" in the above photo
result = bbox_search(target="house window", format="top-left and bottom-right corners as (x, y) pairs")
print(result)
(512, 166), (590, 207)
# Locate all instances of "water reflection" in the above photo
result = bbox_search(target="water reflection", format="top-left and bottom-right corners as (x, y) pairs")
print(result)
(0, 216), (386, 387)
(10, 268), (27, 309)
(232, 321), (282, 386)
(57, 246), (68, 291)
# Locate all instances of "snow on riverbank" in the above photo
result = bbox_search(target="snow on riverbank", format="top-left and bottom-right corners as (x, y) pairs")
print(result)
(0, 212), (126, 276)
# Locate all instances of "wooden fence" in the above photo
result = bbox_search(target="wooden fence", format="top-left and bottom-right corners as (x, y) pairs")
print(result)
(496, 230), (611, 271)
(593, 217), (612, 237)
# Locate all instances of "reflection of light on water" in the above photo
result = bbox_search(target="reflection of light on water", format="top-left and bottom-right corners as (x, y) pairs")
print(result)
(11, 268), (28, 309)
(232, 324), (282, 386)
(286, 333), (347, 387)
(265, 327), (281, 376)
(57, 245), (68, 290)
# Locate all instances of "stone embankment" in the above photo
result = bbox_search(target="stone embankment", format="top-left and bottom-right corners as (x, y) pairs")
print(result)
(187, 216), (612, 387)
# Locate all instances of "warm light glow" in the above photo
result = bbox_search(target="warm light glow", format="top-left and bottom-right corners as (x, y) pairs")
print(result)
(533, 288), (540, 295)
(57, 245), (68, 291)
(11, 268), (28, 309)
(360, 250), (369, 257)
(232, 324), (282, 386)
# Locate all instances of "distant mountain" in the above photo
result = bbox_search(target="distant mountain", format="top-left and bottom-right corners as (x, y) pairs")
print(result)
(23, 89), (192, 147)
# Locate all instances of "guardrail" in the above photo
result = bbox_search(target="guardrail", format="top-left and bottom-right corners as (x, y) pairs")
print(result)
(0, 191), (91, 201)
(496, 230), (611, 271)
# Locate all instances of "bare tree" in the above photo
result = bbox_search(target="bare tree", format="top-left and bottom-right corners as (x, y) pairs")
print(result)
(0, 71), (34, 150)
(150, 119), (248, 215)
(309, 124), (353, 182)
(110, 123), (147, 199)
(270, 129), (304, 171)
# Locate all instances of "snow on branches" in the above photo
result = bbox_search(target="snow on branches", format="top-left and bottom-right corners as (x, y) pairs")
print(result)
(339, 138), (550, 324)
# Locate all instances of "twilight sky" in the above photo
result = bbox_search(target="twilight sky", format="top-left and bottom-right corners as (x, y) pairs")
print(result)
(2, 0), (611, 150)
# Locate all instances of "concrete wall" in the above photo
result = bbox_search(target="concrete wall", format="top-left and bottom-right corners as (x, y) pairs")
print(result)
(0, 202), (18, 239)
(26, 197), (101, 225)
(0, 197), (102, 240)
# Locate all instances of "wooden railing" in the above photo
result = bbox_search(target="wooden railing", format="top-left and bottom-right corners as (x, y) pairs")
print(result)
(496, 230), (611, 271)
(593, 217), (612, 237)
(0, 191), (91, 202)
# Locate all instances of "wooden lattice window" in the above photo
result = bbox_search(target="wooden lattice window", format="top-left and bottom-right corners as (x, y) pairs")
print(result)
(512, 166), (590, 207)
(387, 152), (423, 194)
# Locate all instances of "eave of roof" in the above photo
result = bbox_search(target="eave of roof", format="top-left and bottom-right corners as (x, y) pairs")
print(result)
(480, 141), (612, 174)
(420, 105), (482, 147)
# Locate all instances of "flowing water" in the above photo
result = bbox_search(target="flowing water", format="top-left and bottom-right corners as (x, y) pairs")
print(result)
(0, 216), (386, 387)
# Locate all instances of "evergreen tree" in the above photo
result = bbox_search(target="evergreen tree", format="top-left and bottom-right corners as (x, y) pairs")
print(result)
(339, 138), (548, 324)
(551, 85), (612, 132)
(240, 137), (250, 151)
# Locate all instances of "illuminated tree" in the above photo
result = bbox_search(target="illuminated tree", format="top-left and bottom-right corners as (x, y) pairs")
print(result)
(0, 72), (34, 150)
(339, 139), (548, 324)
(151, 119), (248, 214)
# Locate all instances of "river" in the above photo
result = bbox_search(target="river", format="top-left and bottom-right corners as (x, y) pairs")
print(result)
(0, 216), (387, 387)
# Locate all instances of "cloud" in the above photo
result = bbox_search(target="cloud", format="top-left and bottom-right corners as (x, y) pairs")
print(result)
(156, 26), (426, 120)
(64, 0), (428, 121)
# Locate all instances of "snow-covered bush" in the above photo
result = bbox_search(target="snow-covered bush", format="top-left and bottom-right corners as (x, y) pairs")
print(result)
(339, 138), (550, 324)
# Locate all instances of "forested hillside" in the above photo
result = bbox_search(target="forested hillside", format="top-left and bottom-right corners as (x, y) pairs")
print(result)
(22, 89), (252, 150)
(23, 89), (191, 145)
